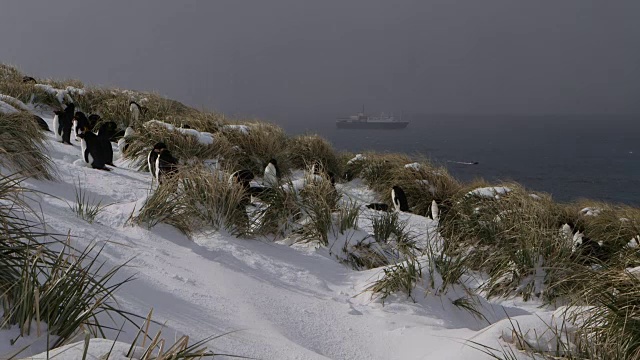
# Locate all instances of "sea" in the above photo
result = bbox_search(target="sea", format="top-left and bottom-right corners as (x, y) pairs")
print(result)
(276, 113), (640, 206)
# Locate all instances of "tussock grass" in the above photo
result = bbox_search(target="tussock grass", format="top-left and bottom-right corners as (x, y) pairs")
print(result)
(569, 267), (640, 359)
(289, 134), (341, 178)
(365, 259), (423, 304)
(69, 180), (109, 223)
(349, 152), (412, 195)
(124, 309), (248, 359)
(0, 64), (24, 83)
(385, 160), (461, 217)
(345, 211), (419, 271)
(440, 184), (578, 301)
(251, 180), (302, 238)
(0, 172), (137, 349)
(220, 121), (292, 176)
(124, 121), (235, 170)
(134, 165), (250, 236)
(0, 112), (53, 179)
(298, 173), (340, 245)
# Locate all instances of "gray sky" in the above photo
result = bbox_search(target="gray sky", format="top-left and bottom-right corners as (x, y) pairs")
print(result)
(1, 0), (639, 120)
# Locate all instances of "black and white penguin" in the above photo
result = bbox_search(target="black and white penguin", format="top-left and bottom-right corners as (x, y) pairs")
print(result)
(88, 114), (101, 132)
(32, 115), (50, 132)
(311, 160), (336, 186)
(229, 169), (255, 190)
(60, 103), (75, 145)
(77, 132), (110, 171)
(52, 110), (63, 141)
(117, 127), (135, 154)
(73, 112), (91, 140)
(147, 142), (167, 181)
(97, 121), (118, 142)
(391, 186), (410, 212)
(129, 101), (148, 123)
(366, 203), (390, 212)
(155, 148), (179, 185)
(61, 103), (75, 144)
(263, 158), (279, 187)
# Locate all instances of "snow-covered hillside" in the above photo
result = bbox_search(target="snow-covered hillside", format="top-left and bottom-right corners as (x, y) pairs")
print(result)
(2, 109), (569, 360)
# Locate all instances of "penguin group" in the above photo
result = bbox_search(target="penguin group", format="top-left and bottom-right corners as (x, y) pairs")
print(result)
(74, 111), (114, 171)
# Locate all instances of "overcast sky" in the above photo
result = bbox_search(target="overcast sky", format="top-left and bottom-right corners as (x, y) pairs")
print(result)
(1, 1), (639, 120)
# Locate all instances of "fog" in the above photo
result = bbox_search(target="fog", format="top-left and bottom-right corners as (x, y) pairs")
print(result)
(1, 1), (639, 123)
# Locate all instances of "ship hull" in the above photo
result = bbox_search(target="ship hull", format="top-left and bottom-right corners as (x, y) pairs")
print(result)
(336, 121), (409, 129)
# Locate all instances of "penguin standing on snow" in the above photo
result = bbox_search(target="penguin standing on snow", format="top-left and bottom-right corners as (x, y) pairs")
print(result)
(88, 114), (101, 132)
(155, 147), (179, 185)
(52, 110), (63, 141)
(73, 111), (91, 140)
(263, 158), (280, 187)
(77, 132), (110, 171)
(391, 186), (410, 212)
(60, 102), (75, 145)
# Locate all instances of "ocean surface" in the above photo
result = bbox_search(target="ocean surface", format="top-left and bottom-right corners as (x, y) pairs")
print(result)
(276, 114), (640, 206)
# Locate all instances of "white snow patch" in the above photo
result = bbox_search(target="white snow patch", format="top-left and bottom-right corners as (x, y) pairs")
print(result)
(467, 186), (512, 199)
(144, 119), (215, 145)
(222, 124), (250, 134)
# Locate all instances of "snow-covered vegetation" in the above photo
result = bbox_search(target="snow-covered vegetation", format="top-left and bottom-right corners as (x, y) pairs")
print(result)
(1, 64), (640, 360)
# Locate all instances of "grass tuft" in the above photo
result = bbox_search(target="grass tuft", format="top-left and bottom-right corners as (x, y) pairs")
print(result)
(0, 112), (53, 179)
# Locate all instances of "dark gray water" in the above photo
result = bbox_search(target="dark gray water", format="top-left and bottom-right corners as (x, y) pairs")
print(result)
(272, 113), (640, 205)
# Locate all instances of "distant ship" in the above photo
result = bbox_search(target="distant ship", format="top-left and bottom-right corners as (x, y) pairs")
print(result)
(336, 106), (409, 129)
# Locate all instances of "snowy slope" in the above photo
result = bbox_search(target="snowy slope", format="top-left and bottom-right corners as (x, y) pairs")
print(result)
(6, 110), (561, 360)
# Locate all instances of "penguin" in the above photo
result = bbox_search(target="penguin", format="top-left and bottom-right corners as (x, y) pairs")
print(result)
(229, 169), (256, 209)
(77, 132), (110, 171)
(88, 114), (101, 132)
(73, 112), (91, 140)
(148, 142), (167, 181)
(32, 115), (50, 132)
(431, 200), (439, 221)
(60, 103), (75, 145)
(391, 186), (410, 212)
(97, 121), (118, 142)
(310, 160), (336, 187)
(229, 169), (254, 190)
(22, 76), (37, 84)
(129, 101), (148, 123)
(155, 147), (179, 185)
(366, 203), (389, 212)
(52, 110), (63, 141)
(117, 127), (135, 154)
(263, 158), (280, 187)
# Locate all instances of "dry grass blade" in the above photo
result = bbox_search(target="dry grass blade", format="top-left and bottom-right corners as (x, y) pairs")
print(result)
(0, 112), (53, 179)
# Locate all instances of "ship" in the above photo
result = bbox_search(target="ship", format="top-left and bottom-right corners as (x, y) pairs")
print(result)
(336, 106), (409, 129)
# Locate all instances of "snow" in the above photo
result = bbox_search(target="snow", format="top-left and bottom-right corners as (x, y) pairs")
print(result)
(144, 119), (215, 145)
(404, 162), (421, 170)
(0, 99), (19, 114)
(467, 186), (512, 199)
(0, 94), (30, 111)
(347, 154), (365, 165)
(2, 113), (578, 360)
(222, 124), (250, 134)
(34, 84), (85, 104)
(580, 207), (601, 216)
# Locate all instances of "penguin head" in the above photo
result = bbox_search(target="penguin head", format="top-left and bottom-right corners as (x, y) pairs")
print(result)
(73, 111), (88, 121)
(153, 142), (168, 153)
